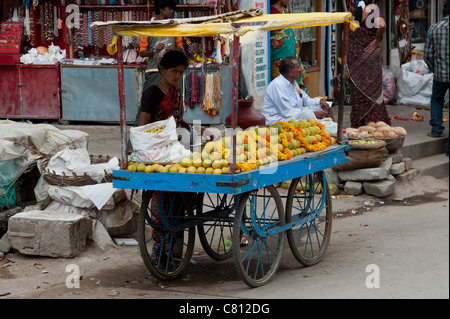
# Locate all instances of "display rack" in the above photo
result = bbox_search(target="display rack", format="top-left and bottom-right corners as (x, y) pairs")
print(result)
(0, 22), (22, 54)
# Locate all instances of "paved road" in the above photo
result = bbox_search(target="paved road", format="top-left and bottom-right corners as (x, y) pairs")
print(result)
(1, 189), (448, 303)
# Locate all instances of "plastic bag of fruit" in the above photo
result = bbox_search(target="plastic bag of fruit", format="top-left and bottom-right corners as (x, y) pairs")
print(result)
(129, 141), (191, 165)
(130, 116), (178, 151)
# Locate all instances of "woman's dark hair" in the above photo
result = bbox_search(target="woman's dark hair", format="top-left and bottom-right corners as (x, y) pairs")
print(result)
(159, 50), (188, 72)
(444, 0), (449, 15)
(154, 0), (176, 15)
(352, 0), (379, 22)
(270, 0), (279, 5)
(279, 57), (296, 76)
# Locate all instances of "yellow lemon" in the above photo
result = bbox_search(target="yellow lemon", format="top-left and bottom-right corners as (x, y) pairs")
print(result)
(202, 159), (212, 168)
(196, 167), (206, 174)
(145, 165), (155, 173)
(168, 166), (178, 173)
(158, 166), (168, 173)
(186, 166), (197, 174)
(212, 160), (223, 170)
(136, 163), (146, 172)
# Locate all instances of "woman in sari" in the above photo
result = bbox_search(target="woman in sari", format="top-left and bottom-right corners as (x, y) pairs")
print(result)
(348, 0), (390, 128)
(270, 0), (310, 94)
(139, 50), (189, 266)
(139, 50), (189, 129)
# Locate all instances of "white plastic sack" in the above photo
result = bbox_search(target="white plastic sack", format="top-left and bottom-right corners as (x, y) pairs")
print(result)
(46, 148), (120, 183)
(44, 200), (93, 216)
(129, 141), (192, 165)
(396, 61), (433, 106)
(47, 183), (117, 210)
(382, 66), (396, 104)
(0, 120), (89, 156)
(130, 116), (178, 151)
(318, 118), (338, 137)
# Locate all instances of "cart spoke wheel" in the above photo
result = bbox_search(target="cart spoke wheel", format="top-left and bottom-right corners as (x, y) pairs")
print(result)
(196, 193), (238, 261)
(286, 171), (332, 267)
(233, 186), (285, 288)
(138, 190), (195, 281)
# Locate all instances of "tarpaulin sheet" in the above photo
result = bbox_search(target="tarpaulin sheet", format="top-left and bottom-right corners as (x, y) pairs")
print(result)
(91, 11), (354, 38)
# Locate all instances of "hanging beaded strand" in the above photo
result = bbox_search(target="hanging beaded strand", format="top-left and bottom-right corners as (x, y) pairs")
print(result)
(93, 10), (99, 55)
(82, 11), (88, 47)
(98, 10), (104, 49)
(87, 10), (93, 46)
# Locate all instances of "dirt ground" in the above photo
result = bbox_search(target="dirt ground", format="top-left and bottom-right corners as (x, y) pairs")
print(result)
(1, 177), (448, 300)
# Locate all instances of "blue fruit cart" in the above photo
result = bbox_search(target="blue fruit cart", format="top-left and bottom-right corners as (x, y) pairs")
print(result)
(92, 10), (354, 288)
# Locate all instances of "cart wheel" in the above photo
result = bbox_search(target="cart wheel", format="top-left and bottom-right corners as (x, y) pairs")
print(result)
(138, 190), (195, 281)
(285, 171), (332, 267)
(196, 193), (238, 261)
(232, 186), (285, 288)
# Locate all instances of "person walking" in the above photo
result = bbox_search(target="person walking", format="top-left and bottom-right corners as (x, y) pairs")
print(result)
(423, 0), (449, 156)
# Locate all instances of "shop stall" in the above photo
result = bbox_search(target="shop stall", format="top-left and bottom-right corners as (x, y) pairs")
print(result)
(0, 0), (234, 123)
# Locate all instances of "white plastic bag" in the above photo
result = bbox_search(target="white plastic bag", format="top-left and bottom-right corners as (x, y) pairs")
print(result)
(318, 118), (338, 137)
(382, 66), (396, 104)
(47, 183), (117, 210)
(129, 141), (191, 165)
(46, 148), (120, 183)
(130, 116), (178, 151)
(396, 61), (434, 106)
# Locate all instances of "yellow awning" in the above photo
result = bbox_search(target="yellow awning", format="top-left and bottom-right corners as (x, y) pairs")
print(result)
(91, 12), (355, 38)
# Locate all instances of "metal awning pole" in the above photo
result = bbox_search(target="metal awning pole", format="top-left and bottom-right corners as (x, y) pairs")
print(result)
(230, 35), (240, 174)
(117, 36), (127, 169)
(337, 22), (349, 144)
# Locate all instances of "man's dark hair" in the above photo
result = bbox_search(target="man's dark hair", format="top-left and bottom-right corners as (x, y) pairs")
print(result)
(154, 0), (176, 15)
(159, 50), (188, 72)
(444, 0), (449, 16)
(279, 57), (296, 76)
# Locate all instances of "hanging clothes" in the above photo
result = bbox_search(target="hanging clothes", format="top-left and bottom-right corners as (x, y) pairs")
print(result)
(189, 72), (201, 109)
(202, 72), (221, 117)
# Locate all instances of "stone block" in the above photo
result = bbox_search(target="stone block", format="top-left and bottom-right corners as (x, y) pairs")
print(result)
(380, 157), (393, 172)
(396, 169), (420, 183)
(324, 169), (342, 187)
(387, 174), (396, 182)
(7, 210), (91, 258)
(344, 181), (364, 196)
(388, 150), (403, 164)
(390, 162), (406, 175)
(363, 180), (396, 198)
(0, 233), (11, 254)
(401, 157), (413, 171)
(338, 167), (388, 182)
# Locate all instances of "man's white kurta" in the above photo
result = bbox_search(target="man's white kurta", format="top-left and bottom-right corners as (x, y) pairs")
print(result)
(262, 75), (323, 125)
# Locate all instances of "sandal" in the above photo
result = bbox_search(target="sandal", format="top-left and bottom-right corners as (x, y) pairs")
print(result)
(427, 132), (442, 138)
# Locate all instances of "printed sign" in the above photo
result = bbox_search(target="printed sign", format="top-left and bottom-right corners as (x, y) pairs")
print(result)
(239, 0), (269, 110)
(326, 0), (338, 99)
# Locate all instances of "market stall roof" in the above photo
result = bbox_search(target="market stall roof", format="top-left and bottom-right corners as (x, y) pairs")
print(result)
(90, 9), (355, 37)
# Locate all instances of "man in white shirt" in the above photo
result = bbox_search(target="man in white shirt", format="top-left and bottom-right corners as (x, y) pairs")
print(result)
(262, 57), (333, 126)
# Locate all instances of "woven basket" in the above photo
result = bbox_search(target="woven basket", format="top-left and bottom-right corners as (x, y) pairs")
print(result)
(40, 154), (118, 187)
(378, 136), (405, 152)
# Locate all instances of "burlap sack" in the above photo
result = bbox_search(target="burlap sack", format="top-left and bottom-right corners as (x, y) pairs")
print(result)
(334, 140), (387, 171)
